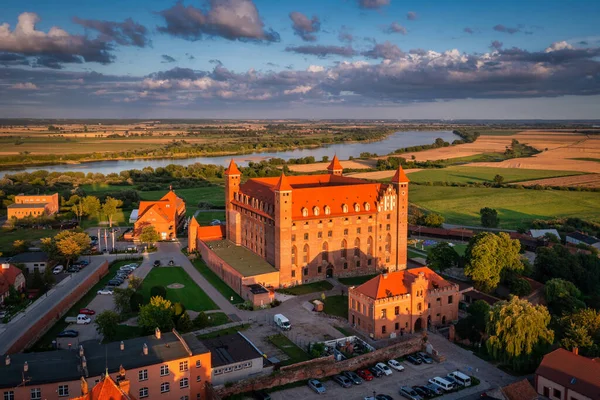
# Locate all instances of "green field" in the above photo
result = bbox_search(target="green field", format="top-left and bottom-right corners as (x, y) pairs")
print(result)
(0, 228), (59, 253)
(191, 258), (244, 304)
(408, 166), (584, 184)
(276, 281), (333, 295)
(268, 334), (311, 365)
(140, 267), (218, 311)
(410, 185), (600, 229)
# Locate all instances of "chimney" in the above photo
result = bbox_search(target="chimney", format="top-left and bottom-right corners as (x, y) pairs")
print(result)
(79, 345), (84, 358)
(155, 328), (161, 339)
(23, 362), (28, 373)
(573, 347), (579, 355)
(143, 343), (148, 355)
(5, 355), (10, 366)
(120, 341), (124, 351)
(1, 263), (9, 269)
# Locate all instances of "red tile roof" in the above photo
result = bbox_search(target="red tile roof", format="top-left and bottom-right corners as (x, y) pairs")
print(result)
(391, 166), (410, 183)
(501, 379), (538, 400)
(354, 267), (455, 299)
(0, 265), (24, 296)
(327, 155), (343, 171)
(536, 348), (600, 400)
(225, 159), (241, 175)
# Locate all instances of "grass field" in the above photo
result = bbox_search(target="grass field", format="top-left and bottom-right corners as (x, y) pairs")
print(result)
(140, 267), (218, 311)
(337, 275), (377, 286)
(276, 281), (333, 295)
(191, 259), (244, 304)
(0, 228), (59, 253)
(410, 185), (600, 229)
(408, 166), (584, 184)
(268, 334), (311, 365)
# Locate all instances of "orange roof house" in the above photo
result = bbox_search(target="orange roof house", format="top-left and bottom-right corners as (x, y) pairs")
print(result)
(132, 189), (185, 241)
(7, 193), (59, 220)
(348, 267), (459, 339)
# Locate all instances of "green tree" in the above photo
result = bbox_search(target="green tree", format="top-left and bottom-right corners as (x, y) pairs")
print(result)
(138, 296), (175, 332)
(486, 296), (554, 372)
(150, 286), (167, 299)
(95, 310), (121, 341)
(426, 243), (460, 271)
(102, 197), (123, 227)
(480, 207), (499, 228)
(465, 232), (523, 292)
(544, 278), (585, 316)
(139, 226), (160, 247)
(422, 213), (445, 228)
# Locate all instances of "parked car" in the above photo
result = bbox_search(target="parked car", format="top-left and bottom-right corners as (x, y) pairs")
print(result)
(424, 384), (443, 396)
(376, 362), (393, 376)
(388, 359), (405, 371)
(79, 308), (95, 315)
(417, 352), (433, 364)
(412, 386), (429, 398)
(153, 260), (161, 267)
(52, 265), (64, 274)
(333, 375), (353, 388)
(357, 369), (374, 381)
(308, 379), (326, 394)
(399, 386), (422, 400)
(342, 371), (363, 385)
(57, 329), (79, 338)
(368, 365), (384, 378)
(406, 355), (422, 365)
(252, 390), (271, 400)
(97, 288), (114, 295)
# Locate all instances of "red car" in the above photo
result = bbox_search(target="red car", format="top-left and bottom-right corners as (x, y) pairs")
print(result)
(356, 369), (374, 381)
(79, 308), (96, 315)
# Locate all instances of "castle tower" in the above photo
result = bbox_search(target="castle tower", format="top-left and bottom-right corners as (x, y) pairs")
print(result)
(225, 160), (242, 245)
(273, 173), (293, 285)
(188, 216), (199, 252)
(327, 155), (343, 176)
(391, 165), (409, 271)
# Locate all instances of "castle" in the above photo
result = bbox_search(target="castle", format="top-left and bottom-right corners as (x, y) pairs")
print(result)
(189, 156), (410, 300)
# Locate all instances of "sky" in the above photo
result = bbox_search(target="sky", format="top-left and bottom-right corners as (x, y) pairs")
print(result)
(1, 0), (600, 119)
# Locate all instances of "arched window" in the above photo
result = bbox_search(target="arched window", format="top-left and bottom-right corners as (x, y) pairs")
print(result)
(364, 202), (371, 211)
(341, 239), (347, 258)
(291, 246), (297, 266)
(354, 203), (360, 212)
(301, 208), (308, 217)
(385, 233), (391, 252)
(303, 244), (309, 264)
(324, 205), (331, 215)
(354, 238), (360, 257)
(322, 242), (328, 262)
(367, 236), (373, 256)
(342, 204), (348, 213)
(313, 206), (320, 216)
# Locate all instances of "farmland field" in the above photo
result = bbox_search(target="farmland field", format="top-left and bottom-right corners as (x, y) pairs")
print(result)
(409, 185), (600, 229)
(407, 166), (584, 184)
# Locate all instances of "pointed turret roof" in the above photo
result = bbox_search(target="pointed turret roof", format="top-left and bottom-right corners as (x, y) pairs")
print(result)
(225, 159), (241, 175)
(391, 165), (410, 183)
(327, 155), (343, 171)
(273, 173), (293, 191)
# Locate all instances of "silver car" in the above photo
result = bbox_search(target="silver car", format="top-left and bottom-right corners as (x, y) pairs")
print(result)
(308, 379), (326, 394)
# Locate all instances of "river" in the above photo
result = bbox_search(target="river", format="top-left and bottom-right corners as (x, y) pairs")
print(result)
(1, 130), (459, 176)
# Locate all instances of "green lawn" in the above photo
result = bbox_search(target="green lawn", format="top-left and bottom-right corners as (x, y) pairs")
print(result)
(337, 275), (377, 286)
(140, 267), (218, 311)
(191, 258), (244, 304)
(276, 281), (333, 295)
(410, 185), (600, 229)
(322, 295), (349, 319)
(197, 324), (249, 339)
(0, 228), (59, 253)
(268, 334), (311, 365)
(408, 166), (584, 184)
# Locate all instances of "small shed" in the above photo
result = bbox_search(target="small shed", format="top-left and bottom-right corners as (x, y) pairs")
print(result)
(312, 300), (324, 312)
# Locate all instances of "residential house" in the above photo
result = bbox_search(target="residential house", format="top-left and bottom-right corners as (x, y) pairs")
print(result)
(0, 263), (25, 305)
(7, 193), (59, 219)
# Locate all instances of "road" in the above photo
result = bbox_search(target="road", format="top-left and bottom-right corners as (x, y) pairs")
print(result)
(0, 254), (117, 355)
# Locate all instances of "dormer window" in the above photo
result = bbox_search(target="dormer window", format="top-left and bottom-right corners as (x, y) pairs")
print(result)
(354, 203), (360, 212)
(342, 204), (348, 213)
(324, 206), (331, 215)
(301, 208), (308, 217)
(313, 206), (320, 216)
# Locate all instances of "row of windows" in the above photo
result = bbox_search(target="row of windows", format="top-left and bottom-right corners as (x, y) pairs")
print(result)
(214, 361), (253, 375)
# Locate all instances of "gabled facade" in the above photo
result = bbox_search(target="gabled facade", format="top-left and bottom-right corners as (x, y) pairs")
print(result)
(348, 267), (459, 339)
(133, 189), (186, 241)
(7, 193), (59, 220)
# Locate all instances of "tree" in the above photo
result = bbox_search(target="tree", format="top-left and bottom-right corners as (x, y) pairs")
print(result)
(82, 196), (101, 219)
(113, 287), (134, 315)
(128, 275), (143, 291)
(422, 213), (445, 228)
(426, 243), (460, 271)
(465, 232), (523, 292)
(559, 308), (600, 357)
(129, 292), (144, 312)
(150, 286), (167, 299)
(138, 296), (175, 332)
(480, 207), (499, 228)
(139, 226), (160, 247)
(486, 296), (554, 372)
(95, 310), (120, 341)
(54, 231), (90, 267)
(544, 278), (585, 316)
(493, 175), (505, 186)
(102, 197), (123, 227)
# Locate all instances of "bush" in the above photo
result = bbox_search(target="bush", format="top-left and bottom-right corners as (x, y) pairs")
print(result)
(150, 286), (167, 299)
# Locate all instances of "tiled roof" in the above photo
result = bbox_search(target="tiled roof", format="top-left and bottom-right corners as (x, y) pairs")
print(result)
(0, 265), (24, 295)
(225, 159), (241, 175)
(327, 155), (343, 171)
(391, 166), (410, 183)
(354, 267), (455, 299)
(536, 348), (600, 400)
(501, 379), (538, 400)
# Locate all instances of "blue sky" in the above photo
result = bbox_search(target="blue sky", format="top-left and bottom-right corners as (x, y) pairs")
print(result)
(1, 0), (599, 118)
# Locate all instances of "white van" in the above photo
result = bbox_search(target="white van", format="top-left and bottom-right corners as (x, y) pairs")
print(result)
(448, 371), (471, 387)
(52, 265), (64, 274)
(274, 314), (291, 330)
(428, 377), (455, 392)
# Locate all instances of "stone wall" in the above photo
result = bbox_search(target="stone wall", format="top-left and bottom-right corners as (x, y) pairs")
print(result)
(213, 335), (422, 399)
